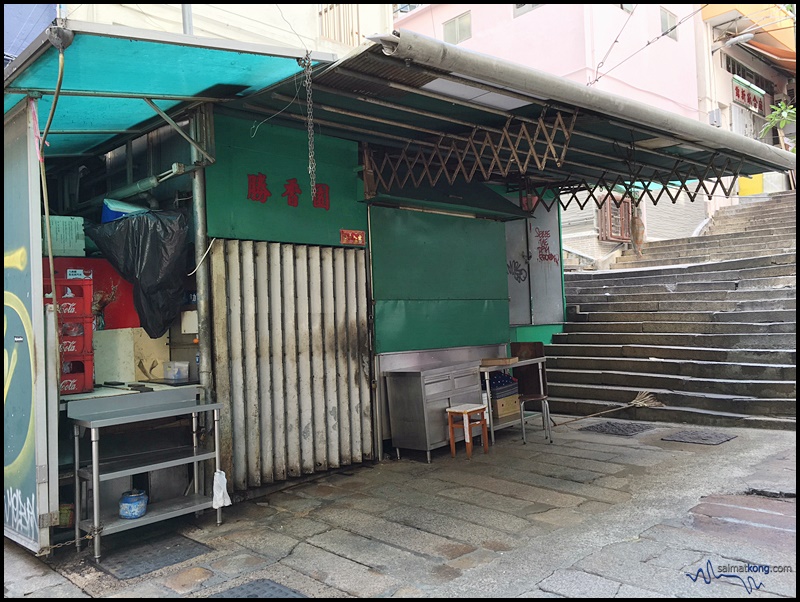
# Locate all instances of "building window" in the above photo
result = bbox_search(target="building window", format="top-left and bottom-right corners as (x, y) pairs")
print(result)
(514, 4), (541, 18)
(660, 7), (678, 41)
(618, 4), (635, 12)
(319, 4), (363, 47)
(393, 4), (421, 16)
(724, 55), (775, 96)
(443, 11), (471, 44)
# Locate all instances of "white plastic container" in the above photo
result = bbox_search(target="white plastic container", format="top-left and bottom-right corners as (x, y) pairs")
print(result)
(163, 360), (189, 381)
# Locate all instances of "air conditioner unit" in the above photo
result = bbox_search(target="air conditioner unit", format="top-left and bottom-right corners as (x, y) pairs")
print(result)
(708, 108), (722, 127)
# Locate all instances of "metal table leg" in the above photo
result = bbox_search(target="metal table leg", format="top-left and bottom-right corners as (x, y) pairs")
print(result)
(73, 424), (81, 551)
(91, 427), (101, 561)
(483, 371), (496, 444)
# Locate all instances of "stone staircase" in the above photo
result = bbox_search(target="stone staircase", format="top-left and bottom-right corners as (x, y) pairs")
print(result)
(546, 192), (797, 430)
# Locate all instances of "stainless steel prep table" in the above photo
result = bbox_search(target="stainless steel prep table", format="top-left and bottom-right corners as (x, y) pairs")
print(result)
(481, 357), (547, 444)
(66, 384), (222, 561)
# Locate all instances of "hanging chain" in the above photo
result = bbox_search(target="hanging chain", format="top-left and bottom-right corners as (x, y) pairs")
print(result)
(301, 52), (317, 205)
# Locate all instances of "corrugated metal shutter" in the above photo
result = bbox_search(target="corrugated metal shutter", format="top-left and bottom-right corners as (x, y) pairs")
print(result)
(210, 240), (372, 491)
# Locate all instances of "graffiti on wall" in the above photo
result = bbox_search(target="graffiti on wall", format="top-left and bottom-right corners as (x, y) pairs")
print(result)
(4, 487), (37, 540)
(507, 259), (529, 283)
(4, 246), (38, 540)
(535, 228), (559, 265)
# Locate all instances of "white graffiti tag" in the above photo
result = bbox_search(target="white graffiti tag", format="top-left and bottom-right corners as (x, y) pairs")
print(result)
(4, 487), (37, 540)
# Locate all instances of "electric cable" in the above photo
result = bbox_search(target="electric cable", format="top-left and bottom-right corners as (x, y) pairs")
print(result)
(593, 4), (638, 85)
(589, 5), (709, 87)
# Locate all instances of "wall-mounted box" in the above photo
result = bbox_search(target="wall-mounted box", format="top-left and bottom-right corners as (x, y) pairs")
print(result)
(180, 310), (198, 335)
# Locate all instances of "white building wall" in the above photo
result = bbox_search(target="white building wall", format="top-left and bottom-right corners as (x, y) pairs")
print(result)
(63, 4), (393, 56)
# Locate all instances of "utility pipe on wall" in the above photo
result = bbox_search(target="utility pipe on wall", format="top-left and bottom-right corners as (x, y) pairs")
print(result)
(190, 105), (213, 408)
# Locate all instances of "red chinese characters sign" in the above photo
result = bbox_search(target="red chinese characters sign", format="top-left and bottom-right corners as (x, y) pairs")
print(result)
(732, 81), (764, 114)
(340, 229), (365, 246)
(247, 172), (331, 210)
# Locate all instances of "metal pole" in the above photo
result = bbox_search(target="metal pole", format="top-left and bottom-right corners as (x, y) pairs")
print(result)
(190, 105), (214, 419)
(182, 5), (194, 35)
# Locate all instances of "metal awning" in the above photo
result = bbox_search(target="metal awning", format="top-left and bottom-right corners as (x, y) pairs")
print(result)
(743, 39), (796, 77)
(4, 24), (795, 212)
(236, 29), (795, 210)
(3, 20), (336, 160)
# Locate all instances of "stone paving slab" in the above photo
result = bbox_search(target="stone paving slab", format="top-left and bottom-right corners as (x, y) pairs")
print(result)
(6, 422), (795, 599)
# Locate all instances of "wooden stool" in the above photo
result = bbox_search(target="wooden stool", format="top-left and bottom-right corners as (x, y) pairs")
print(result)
(446, 403), (489, 459)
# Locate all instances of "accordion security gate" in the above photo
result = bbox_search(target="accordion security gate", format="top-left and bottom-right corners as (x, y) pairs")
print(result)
(210, 240), (372, 491)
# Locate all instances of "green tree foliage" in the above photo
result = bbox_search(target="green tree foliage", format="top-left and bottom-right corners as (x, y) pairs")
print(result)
(760, 100), (797, 154)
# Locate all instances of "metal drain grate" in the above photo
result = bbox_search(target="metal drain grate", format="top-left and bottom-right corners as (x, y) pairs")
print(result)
(211, 579), (307, 598)
(662, 430), (737, 445)
(96, 533), (212, 580)
(578, 421), (656, 436)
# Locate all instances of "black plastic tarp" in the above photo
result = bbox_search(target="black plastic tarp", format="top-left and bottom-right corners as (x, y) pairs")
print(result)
(84, 210), (189, 338)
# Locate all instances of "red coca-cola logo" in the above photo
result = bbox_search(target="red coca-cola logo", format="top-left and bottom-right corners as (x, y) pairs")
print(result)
(59, 302), (77, 314)
(60, 340), (77, 353)
(61, 379), (79, 392)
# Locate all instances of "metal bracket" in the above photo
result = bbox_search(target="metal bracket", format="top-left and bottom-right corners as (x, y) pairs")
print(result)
(38, 511), (59, 528)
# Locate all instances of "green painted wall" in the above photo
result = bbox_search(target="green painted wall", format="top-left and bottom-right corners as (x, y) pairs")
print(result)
(205, 113), (366, 246)
(510, 323), (564, 345)
(371, 206), (510, 353)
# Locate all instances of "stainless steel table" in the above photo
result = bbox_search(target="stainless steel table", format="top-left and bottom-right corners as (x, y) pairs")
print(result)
(67, 384), (222, 561)
(480, 357), (547, 444)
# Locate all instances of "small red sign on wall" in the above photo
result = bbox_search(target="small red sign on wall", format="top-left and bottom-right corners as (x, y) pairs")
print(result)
(340, 229), (366, 246)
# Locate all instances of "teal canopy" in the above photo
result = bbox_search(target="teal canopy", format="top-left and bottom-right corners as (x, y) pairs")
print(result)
(4, 20), (335, 158)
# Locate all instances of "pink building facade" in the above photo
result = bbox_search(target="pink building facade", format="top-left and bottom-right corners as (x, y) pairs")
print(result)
(393, 3), (794, 261)
(394, 4), (702, 119)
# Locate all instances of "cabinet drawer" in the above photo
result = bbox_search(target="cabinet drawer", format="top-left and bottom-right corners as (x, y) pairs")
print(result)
(450, 387), (482, 408)
(424, 374), (453, 397)
(452, 368), (479, 390)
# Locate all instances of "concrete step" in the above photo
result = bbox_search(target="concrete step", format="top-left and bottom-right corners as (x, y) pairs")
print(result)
(715, 197), (794, 215)
(565, 253), (797, 283)
(564, 275), (797, 295)
(547, 355), (796, 381)
(711, 207), (797, 220)
(547, 382), (796, 417)
(708, 218), (797, 233)
(551, 331), (795, 349)
(561, 321), (796, 335)
(548, 367), (796, 399)
(566, 289), (796, 304)
(547, 396), (796, 430)
(713, 205), (797, 219)
(711, 212), (797, 226)
(567, 298), (795, 313)
(621, 236), (797, 258)
(612, 248), (795, 269)
(544, 344), (797, 365)
(559, 201), (796, 430)
(566, 309), (796, 324)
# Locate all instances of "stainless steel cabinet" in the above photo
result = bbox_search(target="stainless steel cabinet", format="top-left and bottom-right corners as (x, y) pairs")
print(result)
(384, 360), (482, 462)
